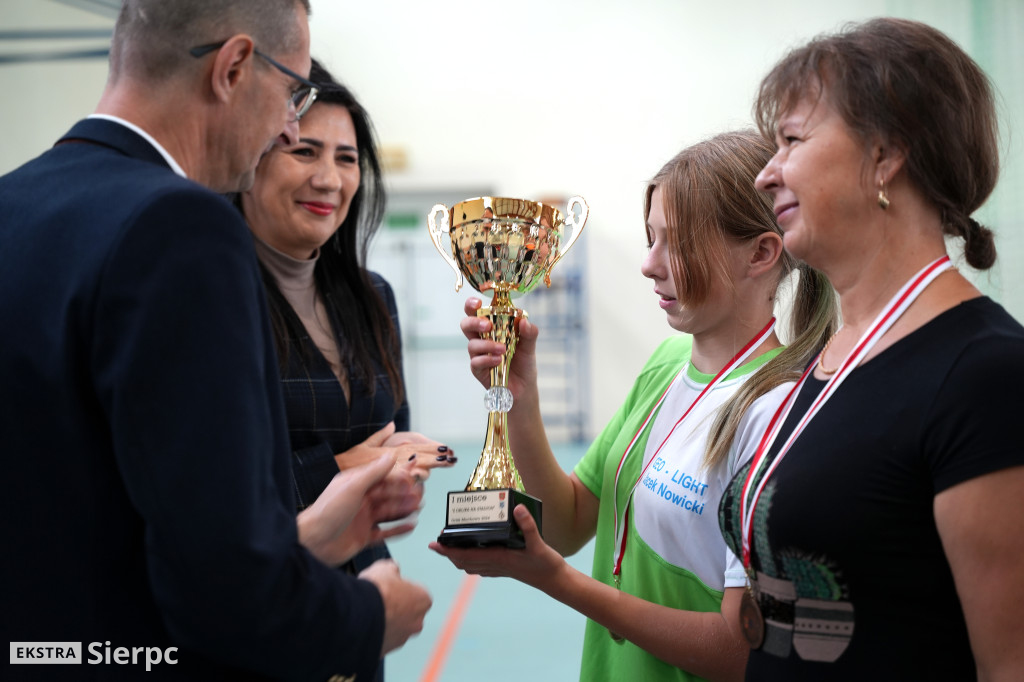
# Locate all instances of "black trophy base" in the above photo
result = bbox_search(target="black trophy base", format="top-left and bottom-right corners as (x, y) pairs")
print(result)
(437, 488), (542, 548)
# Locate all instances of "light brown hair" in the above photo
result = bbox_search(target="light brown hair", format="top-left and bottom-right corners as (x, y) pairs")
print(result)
(645, 130), (838, 472)
(753, 17), (999, 269)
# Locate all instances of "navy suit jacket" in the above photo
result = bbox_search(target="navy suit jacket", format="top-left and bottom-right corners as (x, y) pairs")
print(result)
(0, 119), (384, 681)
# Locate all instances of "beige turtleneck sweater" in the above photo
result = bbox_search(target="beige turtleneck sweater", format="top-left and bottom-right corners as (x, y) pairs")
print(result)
(253, 236), (349, 400)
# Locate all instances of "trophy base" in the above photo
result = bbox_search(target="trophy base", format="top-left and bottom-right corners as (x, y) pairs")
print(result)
(437, 488), (542, 549)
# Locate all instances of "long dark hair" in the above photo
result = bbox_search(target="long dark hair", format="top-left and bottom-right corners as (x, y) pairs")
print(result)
(253, 58), (403, 405)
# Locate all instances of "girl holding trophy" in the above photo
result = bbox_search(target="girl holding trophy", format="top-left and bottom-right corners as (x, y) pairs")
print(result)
(431, 129), (837, 681)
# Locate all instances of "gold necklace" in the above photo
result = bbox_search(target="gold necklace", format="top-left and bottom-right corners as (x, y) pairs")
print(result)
(816, 263), (960, 377)
(817, 330), (840, 376)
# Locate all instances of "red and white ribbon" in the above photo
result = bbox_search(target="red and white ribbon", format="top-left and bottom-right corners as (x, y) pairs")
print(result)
(739, 256), (953, 567)
(611, 318), (778, 580)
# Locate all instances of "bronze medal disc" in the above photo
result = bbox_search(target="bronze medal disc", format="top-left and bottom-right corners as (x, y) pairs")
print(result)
(739, 588), (765, 649)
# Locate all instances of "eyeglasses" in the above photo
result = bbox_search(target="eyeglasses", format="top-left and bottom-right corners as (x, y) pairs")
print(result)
(189, 41), (319, 121)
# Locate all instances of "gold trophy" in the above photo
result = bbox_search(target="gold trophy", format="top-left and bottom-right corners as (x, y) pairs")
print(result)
(428, 196), (588, 547)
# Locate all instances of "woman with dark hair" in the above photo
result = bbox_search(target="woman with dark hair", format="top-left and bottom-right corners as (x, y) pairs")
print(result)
(432, 130), (838, 682)
(717, 18), (1024, 680)
(237, 60), (455, 675)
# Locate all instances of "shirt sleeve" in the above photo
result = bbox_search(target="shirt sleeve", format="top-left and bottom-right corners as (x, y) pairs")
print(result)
(575, 337), (693, 499)
(292, 442), (341, 511)
(923, 333), (1024, 493)
(574, 364), (649, 499)
(575, 405), (628, 499)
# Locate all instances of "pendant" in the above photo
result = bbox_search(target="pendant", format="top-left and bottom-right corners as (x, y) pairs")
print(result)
(739, 586), (765, 649)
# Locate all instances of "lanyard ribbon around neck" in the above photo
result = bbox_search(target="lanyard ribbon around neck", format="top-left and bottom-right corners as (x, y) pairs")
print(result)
(611, 317), (777, 580)
(739, 255), (953, 568)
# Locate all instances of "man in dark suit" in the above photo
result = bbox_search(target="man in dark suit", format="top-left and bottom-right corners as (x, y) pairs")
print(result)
(0, 1), (430, 680)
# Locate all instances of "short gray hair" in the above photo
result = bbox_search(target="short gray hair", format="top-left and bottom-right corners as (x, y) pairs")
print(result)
(110, 0), (311, 82)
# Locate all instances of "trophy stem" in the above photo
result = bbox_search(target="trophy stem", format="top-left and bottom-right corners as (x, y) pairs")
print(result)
(465, 288), (525, 492)
(466, 410), (524, 492)
(480, 289), (522, 398)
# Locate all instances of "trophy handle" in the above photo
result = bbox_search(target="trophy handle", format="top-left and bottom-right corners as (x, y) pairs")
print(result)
(427, 203), (464, 292)
(547, 195), (589, 276)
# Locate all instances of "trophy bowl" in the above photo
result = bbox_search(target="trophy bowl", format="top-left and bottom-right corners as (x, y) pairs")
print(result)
(428, 196), (588, 547)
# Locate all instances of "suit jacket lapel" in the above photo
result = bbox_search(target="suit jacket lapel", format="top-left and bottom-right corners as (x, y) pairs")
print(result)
(58, 118), (171, 170)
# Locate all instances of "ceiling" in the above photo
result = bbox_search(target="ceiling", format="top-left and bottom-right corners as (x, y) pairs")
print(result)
(51, 0), (121, 18)
(0, 0), (117, 64)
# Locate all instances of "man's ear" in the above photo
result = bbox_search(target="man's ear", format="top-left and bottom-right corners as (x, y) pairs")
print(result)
(208, 35), (256, 104)
(748, 231), (784, 279)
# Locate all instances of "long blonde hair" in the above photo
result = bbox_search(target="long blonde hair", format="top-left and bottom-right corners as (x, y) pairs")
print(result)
(644, 130), (839, 472)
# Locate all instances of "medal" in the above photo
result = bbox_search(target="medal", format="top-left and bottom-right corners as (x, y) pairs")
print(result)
(605, 319), (778, 643)
(610, 319), (778, 586)
(736, 256), (952, 651)
(739, 585), (765, 649)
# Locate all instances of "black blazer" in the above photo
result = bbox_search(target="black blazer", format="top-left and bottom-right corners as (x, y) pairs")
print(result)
(277, 273), (410, 514)
(271, 272), (409, 682)
(0, 119), (384, 681)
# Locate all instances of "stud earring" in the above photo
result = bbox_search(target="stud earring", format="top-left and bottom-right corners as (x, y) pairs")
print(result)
(877, 180), (890, 210)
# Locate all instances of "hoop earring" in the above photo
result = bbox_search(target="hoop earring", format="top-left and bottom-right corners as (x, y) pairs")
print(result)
(877, 180), (890, 210)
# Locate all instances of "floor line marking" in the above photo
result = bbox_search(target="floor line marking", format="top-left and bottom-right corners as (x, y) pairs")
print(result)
(420, 573), (480, 682)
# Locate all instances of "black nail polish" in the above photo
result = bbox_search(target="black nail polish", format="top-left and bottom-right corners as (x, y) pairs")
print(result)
(436, 455), (448, 462)
(437, 445), (449, 453)
(408, 454), (416, 461)
(447, 456), (458, 463)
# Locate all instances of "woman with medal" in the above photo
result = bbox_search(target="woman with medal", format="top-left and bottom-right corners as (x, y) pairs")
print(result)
(430, 130), (837, 681)
(717, 18), (1024, 680)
